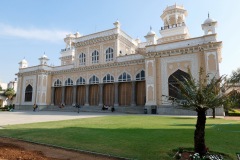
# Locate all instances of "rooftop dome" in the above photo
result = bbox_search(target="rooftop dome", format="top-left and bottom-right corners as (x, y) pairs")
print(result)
(147, 30), (156, 36)
(147, 26), (156, 36)
(20, 58), (27, 64)
(204, 18), (215, 24)
(41, 54), (48, 58)
(203, 13), (216, 24)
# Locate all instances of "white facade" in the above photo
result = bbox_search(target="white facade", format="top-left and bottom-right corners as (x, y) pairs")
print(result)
(15, 4), (223, 115)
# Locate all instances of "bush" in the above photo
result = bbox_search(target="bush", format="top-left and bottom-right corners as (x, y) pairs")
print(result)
(0, 105), (15, 111)
(228, 109), (240, 116)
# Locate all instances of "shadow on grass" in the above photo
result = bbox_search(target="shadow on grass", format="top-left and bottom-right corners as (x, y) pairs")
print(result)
(170, 117), (196, 120)
(170, 124), (214, 127)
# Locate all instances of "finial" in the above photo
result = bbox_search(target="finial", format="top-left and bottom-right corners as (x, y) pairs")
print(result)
(150, 26), (152, 31)
(44, 51), (45, 55)
(208, 12), (210, 18)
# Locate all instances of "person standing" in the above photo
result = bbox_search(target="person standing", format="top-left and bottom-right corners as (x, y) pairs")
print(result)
(33, 104), (36, 111)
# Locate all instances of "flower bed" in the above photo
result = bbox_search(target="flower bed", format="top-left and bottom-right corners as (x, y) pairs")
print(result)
(173, 148), (230, 160)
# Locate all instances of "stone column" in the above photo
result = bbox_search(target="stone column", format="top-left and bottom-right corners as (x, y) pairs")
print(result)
(61, 86), (65, 105)
(72, 85), (77, 106)
(114, 82), (119, 107)
(51, 87), (55, 105)
(85, 84), (89, 106)
(131, 81), (136, 106)
(98, 84), (103, 106)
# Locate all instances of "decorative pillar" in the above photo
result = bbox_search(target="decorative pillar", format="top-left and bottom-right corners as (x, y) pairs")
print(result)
(85, 84), (89, 106)
(114, 82), (119, 107)
(61, 86), (65, 105)
(98, 84), (103, 106)
(72, 85), (77, 106)
(131, 81), (136, 106)
(51, 87), (55, 105)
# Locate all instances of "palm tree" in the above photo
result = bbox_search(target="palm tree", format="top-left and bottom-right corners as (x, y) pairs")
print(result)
(230, 68), (240, 83)
(173, 68), (230, 156)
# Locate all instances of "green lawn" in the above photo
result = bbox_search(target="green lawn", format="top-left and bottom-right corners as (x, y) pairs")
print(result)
(0, 116), (239, 160)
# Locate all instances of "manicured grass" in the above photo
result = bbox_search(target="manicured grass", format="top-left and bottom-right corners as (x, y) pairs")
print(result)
(0, 116), (239, 159)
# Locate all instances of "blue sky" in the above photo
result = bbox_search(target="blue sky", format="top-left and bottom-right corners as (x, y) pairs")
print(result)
(0, 0), (240, 83)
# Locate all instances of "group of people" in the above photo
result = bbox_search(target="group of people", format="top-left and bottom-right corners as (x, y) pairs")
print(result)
(58, 103), (65, 108)
(102, 105), (115, 112)
(32, 103), (115, 113)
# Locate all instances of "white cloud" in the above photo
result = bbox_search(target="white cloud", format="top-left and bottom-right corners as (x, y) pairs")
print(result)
(0, 23), (69, 42)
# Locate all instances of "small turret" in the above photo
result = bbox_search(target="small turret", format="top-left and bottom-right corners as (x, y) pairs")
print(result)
(19, 58), (28, 69)
(39, 53), (49, 65)
(144, 26), (157, 45)
(202, 13), (217, 35)
(113, 20), (120, 28)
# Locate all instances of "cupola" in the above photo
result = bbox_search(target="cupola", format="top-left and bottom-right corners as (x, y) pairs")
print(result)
(202, 13), (217, 35)
(39, 53), (49, 65)
(19, 58), (28, 69)
(144, 26), (157, 45)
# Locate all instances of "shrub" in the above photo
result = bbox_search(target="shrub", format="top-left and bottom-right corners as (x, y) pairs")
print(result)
(228, 109), (240, 116)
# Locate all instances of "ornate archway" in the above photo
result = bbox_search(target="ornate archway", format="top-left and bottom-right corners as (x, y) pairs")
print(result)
(168, 69), (190, 99)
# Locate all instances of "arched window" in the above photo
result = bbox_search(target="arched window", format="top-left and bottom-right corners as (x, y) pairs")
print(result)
(79, 53), (86, 65)
(103, 74), (114, 83)
(92, 50), (99, 64)
(25, 84), (33, 102)
(65, 78), (73, 86)
(136, 70), (145, 81)
(118, 72), (131, 82)
(76, 77), (85, 85)
(168, 69), (190, 99)
(89, 75), (99, 84)
(106, 48), (113, 62)
(54, 79), (62, 87)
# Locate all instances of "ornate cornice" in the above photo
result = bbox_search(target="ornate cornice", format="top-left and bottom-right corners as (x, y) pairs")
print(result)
(17, 70), (52, 77)
(52, 59), (145, 75)
(74, 34), (118, 47)
(145, 42), (222, 58)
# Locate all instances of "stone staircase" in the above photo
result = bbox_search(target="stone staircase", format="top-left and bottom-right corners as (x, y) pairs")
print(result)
(41, 105), (145, 114)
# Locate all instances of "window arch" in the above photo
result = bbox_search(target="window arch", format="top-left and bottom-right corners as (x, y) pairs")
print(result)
(25, 84), (33, 102)
(89, 75), (99, 84)
(79, 53), (86, 65)
(106, 47), (113, 62)
(136, 70), (145, 81)
(103, 74), (114, 83)
(92, 50), (99, 64)
(54, 79), (62, 87)
(76, 77), (86, 85)
(118, 72), (131, 82)
(65, 78), (73, 86)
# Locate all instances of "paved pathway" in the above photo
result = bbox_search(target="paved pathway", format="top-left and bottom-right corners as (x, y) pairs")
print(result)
(0, 110), (226, 127)
(0, 111), (121, 126)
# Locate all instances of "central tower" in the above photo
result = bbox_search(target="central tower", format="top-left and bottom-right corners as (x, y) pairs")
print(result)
(158, 4), (190, 43)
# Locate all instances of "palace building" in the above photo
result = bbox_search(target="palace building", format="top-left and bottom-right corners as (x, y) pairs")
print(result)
(15, 4), (224, 115)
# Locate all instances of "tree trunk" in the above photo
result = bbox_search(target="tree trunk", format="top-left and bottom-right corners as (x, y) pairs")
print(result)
(212, 108), (215, 119)
(194, 110), (207, 156)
